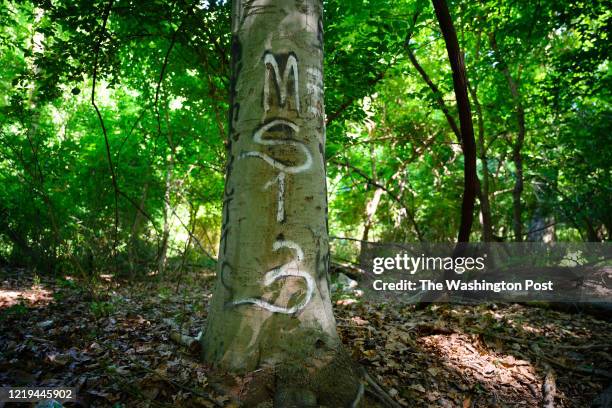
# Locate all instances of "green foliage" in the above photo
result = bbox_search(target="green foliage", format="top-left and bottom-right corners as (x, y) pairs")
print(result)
(0, 0), (609, 276)
(55, 276), (77, 289)
(89, 300), (115, 319)
(0, 301), (28, 321)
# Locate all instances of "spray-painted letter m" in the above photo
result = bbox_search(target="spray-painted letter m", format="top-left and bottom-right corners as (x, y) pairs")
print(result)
(263, 51), (300, 113)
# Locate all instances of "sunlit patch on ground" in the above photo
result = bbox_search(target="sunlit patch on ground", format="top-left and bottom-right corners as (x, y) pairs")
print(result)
(336, 302), (611, 407)
(0, 286), (53, 309)
(419, 332), (546, 406)
(520, 323), (544, 334)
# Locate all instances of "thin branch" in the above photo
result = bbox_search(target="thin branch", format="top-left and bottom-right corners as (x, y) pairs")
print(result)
(91, 0), (119, 269)
(163, 195), (216, 262)
(405, 28), (461, 142)
(330, 158), (424, 241)
(154, 15), (186, 139)
(325, 69), (388, 126)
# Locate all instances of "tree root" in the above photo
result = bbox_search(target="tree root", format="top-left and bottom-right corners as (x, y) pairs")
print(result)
(363, 371), (403, 408)
(351, 382), (364, 408)
(169, 331), (201, 353)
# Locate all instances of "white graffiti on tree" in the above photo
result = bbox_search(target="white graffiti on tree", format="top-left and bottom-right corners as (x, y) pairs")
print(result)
(240, 119), (312, 223)
(264, 171), (286, 222)
(233, 50), (316, 314)
(232, 240), (315, 314)
(241, 119), (312, 174)
(263, 52), (300, 113)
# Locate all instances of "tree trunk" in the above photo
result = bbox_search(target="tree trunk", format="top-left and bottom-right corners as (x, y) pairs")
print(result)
(158, 163), (173, 274)
(359, 187), (383, 264)
(489, 32), (525, 242)
(359, 141), (383, 264)
(158, 95), (178, 276)
(405, 29), (477, 243)
(25, 9), (62, 272)
(432, 0), (477, 243)
(202, 0), (362, 405)
(128, 183), (149, 275)
(585, 219), (600, 242)
(467, 80), (494, 242)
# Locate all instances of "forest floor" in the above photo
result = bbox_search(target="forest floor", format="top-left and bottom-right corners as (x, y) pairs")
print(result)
(0, 267), (610, 408)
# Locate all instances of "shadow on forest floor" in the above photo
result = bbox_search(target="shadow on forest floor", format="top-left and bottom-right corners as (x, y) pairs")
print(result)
(0, 267), (610, 407)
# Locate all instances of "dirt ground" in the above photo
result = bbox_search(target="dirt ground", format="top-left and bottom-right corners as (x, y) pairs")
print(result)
(1, 267), (610, 407)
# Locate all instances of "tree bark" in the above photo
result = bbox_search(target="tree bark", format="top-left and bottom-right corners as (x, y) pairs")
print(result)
(432, 0), (477, 243)
(359, 141), (383, 264)
(467, 79), (494, 241)
(158, 92), (179, 276)
(360, 187), (383, 263)
(202, 1), (362, 405)
(128, 183), (149, 274)
(406, 48), (461, 141)
(489, 32), (525, 242)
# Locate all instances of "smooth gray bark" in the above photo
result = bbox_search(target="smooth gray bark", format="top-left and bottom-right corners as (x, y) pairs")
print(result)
(202, 0), (362, 405)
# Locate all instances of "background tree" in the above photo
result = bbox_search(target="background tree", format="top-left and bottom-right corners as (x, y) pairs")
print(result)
(431, 0), (477, 243)
(0, 0), (608, 278)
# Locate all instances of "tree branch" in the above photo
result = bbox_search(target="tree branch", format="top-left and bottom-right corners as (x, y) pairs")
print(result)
(325, 69), (388, 126)
(330, 158), (424, 241)
(91, 0), (119, 268)
(405, 47), (461, 142)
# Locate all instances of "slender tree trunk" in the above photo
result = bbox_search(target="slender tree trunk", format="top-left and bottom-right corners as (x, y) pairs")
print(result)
(585, 219), (600, 242)
(128, 183), (149, 274)
(360, 187), (383, 262)
(359, 140), (383, 263)
(158, 164), (173, 274)
(25, 9), (62, 271)
(158, 96), (177, 275)
(202, 1), (362, 405)
(464, 30), (494, 242)
(432, 0), (477, 243)
(414, 0), (478, 307)
(467, 81), (494, 241)
(92, 0), (120, 270)
(489, 32), (525, 242)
